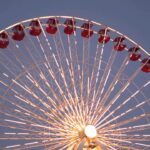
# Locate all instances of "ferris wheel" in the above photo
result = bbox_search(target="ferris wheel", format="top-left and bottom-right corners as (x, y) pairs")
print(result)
(0, 16), (150, 150)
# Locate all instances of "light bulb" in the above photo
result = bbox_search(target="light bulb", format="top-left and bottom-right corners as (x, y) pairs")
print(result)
(84, 125), (97, 138)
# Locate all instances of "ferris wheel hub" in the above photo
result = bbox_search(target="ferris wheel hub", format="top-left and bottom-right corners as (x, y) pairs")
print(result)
(84, 125), (97, 139)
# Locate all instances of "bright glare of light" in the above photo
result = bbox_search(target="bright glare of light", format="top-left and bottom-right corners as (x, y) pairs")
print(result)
(84, 125), (97, 138)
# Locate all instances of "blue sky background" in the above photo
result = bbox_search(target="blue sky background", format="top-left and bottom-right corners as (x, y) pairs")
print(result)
(0, 0), (150, 52)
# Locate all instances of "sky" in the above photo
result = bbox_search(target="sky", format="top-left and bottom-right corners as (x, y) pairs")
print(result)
(0, 0), (150, 52)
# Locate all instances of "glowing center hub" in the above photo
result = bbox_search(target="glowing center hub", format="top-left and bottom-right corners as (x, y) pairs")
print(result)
(84, 125), (97, 138)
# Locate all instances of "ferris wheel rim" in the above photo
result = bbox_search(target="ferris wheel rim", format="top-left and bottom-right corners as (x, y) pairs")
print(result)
(0, 15), (149, 56)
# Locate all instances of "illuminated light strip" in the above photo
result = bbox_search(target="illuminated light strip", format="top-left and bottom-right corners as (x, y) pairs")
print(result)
(100, 68), (111, 95)
(104, 133), (128, 137)
(98, 113), (149, 130)
(14, 95), (29, 104)
(133, 124), (150, 128)
(42, 140), (48, 143)
(36, 37), (50, 65)
(135, 101), (146, 108)
(14, 109), (21, 112)
(95, 81), (131, 127)
(105, 137), (133, 144)
(3, 73), (9, 77)
(121, 82), (130, 93)
(18, 133), (29, 135)
(96, 89), (150, 128)
(44, 52), (78, 117)
(24, 141), (39, 145)
(135, 143), (150, 147)
(26, 73), (50, 98)
(144, 81), (150, 87)
(31, 124), (51, 129)
(4, 133), (16, 135)
(15, 95), (37, 108)
(12, 79), (31, 94)
(4, 119), (26, 125)
(104, 124), (150, 133)
(143, 135), (150, 137)
(0, 80), (8, 87)
(130, 90), (140, 98)
(94, 57), (129, 120)
(5, 145), (20, 148)
(53, 53), (60, 67)
(24, 113), (30, 116)
(29, 124), (67, 134)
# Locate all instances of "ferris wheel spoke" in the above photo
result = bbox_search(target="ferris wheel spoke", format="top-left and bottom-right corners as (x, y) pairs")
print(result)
(34, 24), (73, 104)
(98, 114), (150, 134)
(104, 124), (150, 135)
(66, 35), (87, 123)
(18, 31), (68, 110)
(100, 136), (144, 150)
(0, 102), (75, 132)
(0, 104), (49, 127)
(90, 56), (130, 124)
(2, 139), (72, 150)
(100, 113), (150, 132)
(0, 81), (80, 129)
(94, 83), (150, 127)
(90, 49), (118, 123)
(67, 35), (80, 101)
(30, 21), (78, 111)
(67, 34), (81, 97)
(53, 26), (76, 100)
(0, 37), (64, 111)
(52, 32), (85, 122)
(94, 47), (117, 101)
(88, 43), (105, 114)
(10, 67), (79, 124)
(0, 119), (76, 139)
(97, 139), (118, 150)
(1, 130), (80, 141)
(89, 38), (105, 100)
(96, 100), (150, 131)
(81, 38), (91, 100)
(95, 64), (144, 128)
(0, 88), (54, 123)
(99, 137), (135, 150)
(11, 78), (59, 114)
(104, 134), (150, 143)
(0, 51), (56, 115)
(96, 56), (129, 110)
(53, 34), (76, 99)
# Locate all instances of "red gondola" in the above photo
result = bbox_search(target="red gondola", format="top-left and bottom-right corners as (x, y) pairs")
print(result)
(0, 32), (9, 48)
(12, 24), (25, 41)
(81, 22), (93, 38)
(29, 20), (41, 36)
(46, 18), (58, 34)
(64, 19), (76, 35)
(128, 47), (141, 61)
(98, 29), (110, 44)
(114, 43), (126, 51)
(129, 53), (141, 61)
(113, 37), (125, 42)
(114, 36), (126, 51)
(141, 58), (150, 73)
